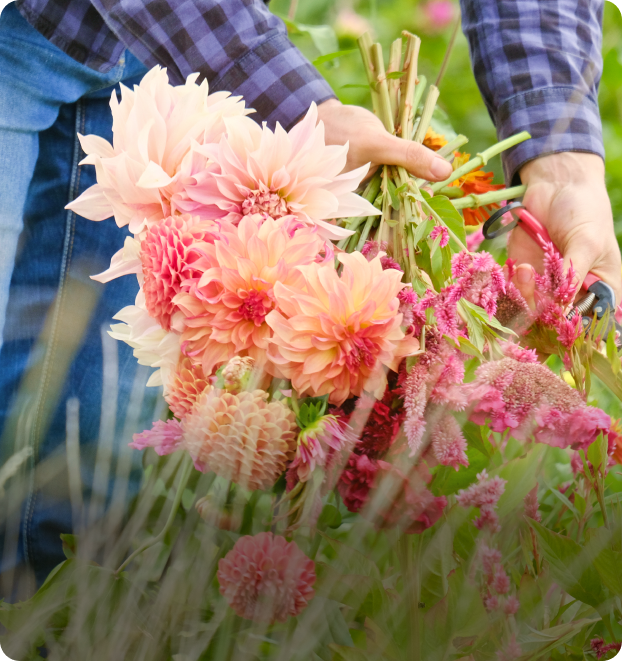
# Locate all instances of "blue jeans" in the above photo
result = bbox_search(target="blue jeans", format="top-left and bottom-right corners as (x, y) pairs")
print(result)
(0, 3), (162, 596)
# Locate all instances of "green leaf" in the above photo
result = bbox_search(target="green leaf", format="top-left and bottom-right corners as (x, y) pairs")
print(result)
(426, 194), (467, 252)
(592, 351), (622, 402)
(517, 619), (600, 658)
(607, 328), (620, 374)
(281, 19), (339, 56)
(318, 504), (342, 530)
(411, 218), (433, 248)
(386, 177), (400, 211)
(386, 71), (406, 80)
(528, 520), (605, 607)
(60, 534), (78, 559)
(587, 433), (607, 472)
(313, 49), (358, 67)
(495, 445), (547, 518)
(329, 644), (370, 661)
(340, 84), (371, 90)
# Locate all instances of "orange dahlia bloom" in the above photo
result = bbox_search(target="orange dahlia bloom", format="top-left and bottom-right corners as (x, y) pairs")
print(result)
(174, 214), (326, 375)
(450, 152), (505, 226)
(266, 252), (420, 405)
(165, 356), (211, 419)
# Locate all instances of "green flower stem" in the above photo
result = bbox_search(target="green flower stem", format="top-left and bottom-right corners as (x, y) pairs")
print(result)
(437, 134), (469, 158)
(371, 43), (395, 133)
(413, 84), (439, 144)
(388, 38), (403, 122)
(357, 32), (381, 115)
(408, 75), (428, 141)
(116, 454), (193, 574)
(437, 186), (465, 199)
(399, 32), (421, 140)
(398, 534), (422, 661)
(429, 131), (531, 193)
(451, 184), (527, 209)
(356, 215), (378, 251)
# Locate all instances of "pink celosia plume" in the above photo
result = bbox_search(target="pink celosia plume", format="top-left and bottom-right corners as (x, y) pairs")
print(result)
(130, 419), (183, 455)
(217, 532), (315, 622)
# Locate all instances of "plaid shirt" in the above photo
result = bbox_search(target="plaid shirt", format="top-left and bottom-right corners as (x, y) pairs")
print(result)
(15, 0), (336, 130)
(461, 0), (604, 184)
(17, 0), (604, 181)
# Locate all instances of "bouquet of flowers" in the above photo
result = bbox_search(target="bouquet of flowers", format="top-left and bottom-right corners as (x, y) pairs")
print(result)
(3, 30), (622, 661)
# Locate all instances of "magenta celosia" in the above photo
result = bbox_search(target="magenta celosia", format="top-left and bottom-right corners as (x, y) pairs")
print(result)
(452, 250), (505, 317)
(429, 225), (449, 248)
(457, 470), (506, 532)
(535, 241), (578, 307)
(469, 357), (611, 449)
(591, 638), (622, 660)
(430, 414), (469, 470)
(524, 484), (541, 522)
(217, 532), (315, 622)
(504, 596), (520, 615)
(129, 419), (184, 455)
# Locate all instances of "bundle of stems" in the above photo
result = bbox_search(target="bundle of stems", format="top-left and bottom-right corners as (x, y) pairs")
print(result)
(338, 31), (530, 292)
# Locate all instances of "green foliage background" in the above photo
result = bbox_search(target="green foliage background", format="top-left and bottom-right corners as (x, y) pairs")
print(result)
(270, 0), (622, 240)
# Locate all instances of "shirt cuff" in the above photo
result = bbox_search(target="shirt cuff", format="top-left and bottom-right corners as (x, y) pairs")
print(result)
(209, 30), (336, 130)
(495, 87), (604, 186)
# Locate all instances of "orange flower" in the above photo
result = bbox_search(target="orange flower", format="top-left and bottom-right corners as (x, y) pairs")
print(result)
(423, 127), (448, 152)
(450, 152), (505, 226)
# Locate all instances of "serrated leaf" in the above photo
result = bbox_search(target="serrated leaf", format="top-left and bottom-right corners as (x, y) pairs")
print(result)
(528, 520), (605, 607)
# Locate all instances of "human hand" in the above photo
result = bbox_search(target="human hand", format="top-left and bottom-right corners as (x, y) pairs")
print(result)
(508, 152), (622, 309)
(317, 99), (453, 181)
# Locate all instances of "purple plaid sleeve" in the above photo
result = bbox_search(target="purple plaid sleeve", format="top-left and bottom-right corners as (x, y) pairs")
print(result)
(15, 0), (335, 129)
(460, 0), (605, 184)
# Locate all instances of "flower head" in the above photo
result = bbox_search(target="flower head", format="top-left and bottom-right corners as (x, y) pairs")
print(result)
(457, 469), (506, 531)
(175, 214), (326, 374)
(524, 484), (541, 522)
(267, 251), (420, 405)
(450, 152), (504, 226)
(452, 250), (505, 317)
(67, 66), (250, 233)
(165, 357), (211, 419)
(290, 414), (357, 483)
(221, 356), (258, 393)
(186, 103), (378, 240)
(217, 532), (315, 622)
(429, 225), (449, 248)
(182, 388), (297, 489)
(430, 414), (469, 470)
(469, 357), (611, 450)
(130, 419), (184, 455)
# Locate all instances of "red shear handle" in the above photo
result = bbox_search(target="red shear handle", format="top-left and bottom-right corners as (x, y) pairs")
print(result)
(516, 208), (598, 292)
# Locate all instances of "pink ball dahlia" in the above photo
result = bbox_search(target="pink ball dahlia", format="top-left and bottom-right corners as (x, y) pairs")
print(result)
(468, 357), (611, 450)
(141, 215), (216, 330)
(266, 251), (420, 405)
(182, 388), (297, 490)
(174, 214), (326, 374)
(217, 532), (315, 622)
(165, 357), (212, 419)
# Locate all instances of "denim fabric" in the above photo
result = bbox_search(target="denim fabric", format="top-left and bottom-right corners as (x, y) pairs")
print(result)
(0, 3), (162, 596)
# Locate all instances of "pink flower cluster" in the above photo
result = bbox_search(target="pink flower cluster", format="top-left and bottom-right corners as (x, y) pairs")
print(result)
(457, 470), (506, 532)
(469, 357), (611, 450)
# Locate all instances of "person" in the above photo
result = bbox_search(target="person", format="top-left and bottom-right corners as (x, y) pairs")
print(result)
(0, 0), (618, 596)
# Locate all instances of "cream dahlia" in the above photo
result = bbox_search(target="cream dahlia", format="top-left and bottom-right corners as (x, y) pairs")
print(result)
(217, 532), (315, 622)
(266, 251), (420, 405)
(184, 103), (379, 240)
(182, 388), (297, 490)
(109, 291), (181, 387)
(165, 356), (211, 419)
(66, 66), (250, 233)
(174, 214), (326, 374)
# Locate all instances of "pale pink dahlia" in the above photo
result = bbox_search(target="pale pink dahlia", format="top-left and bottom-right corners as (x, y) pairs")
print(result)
(141, 215), (217, 330)
(469, 357), (611, 450)
(174, 214), (326, 374)
(165, 357), (211, 419)
(185, 103), (379, 240)
(66, 66), (250, 233)
(266, 251), (420, 405)
(217, 532), (315, 622)
(182, 389), (297, 490)
(130, 419), (183, 455)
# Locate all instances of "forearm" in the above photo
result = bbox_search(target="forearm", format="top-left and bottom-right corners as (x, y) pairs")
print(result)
(89, 0), (335, 127)
(459, 0), (605, 184)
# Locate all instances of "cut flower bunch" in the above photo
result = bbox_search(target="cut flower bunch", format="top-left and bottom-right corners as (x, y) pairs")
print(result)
(4, 31), (622, 661)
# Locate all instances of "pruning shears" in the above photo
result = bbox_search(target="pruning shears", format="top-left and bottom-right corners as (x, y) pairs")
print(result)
(482, 201), (622, 345)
